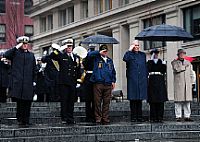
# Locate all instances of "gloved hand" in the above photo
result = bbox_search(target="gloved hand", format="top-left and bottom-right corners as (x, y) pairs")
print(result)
(59, 45), (67, 51)
(33, 94), (37, 101)
(162, 60), (166, 64)
(33, 82), (36, 86)
(1, 57), (6, 61)
(16, 43), (23, 49)
(76, 83), (81, 88)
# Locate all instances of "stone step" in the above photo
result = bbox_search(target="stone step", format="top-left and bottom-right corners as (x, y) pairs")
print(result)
(1, 114), (200, 125)
(0, 122), (200, 141)
(0, 101), (200, 109)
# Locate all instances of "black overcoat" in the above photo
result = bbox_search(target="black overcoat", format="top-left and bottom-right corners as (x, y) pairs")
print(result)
(147, 59), (168, 103)
(49, 51), (81, 87)
(0, 61), (10, 87)
(4, 47), (36, 100)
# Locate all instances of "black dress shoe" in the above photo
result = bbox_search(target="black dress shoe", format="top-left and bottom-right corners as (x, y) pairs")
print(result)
(66, 120), (76, 125)
(184, 118), (193, 122)
(176, 117), (182, 122)
(102, 121), (110, 125)
(131, 119), (137, 122)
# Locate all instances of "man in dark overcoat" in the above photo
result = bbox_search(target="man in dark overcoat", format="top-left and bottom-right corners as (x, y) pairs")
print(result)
(123, 40), (148, 122)
(147, 49), (168, 122)
(4, 36), (37, 127)
(41, 48), (60, 102)
(0, 52), (10, 102)
(82, 46), (95, 123)
(49, 39), (81, 124)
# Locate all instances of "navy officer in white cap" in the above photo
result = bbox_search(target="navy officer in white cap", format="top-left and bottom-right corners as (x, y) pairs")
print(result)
(48, 38), (81, 124)
(4, 36), (37, 127)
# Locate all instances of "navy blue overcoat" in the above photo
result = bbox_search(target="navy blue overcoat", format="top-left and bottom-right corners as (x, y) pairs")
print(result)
(123, 51), (148, 100)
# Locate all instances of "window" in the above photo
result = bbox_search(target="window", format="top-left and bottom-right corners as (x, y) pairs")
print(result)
(0, 0), (5, 13)
(47, 14), (53, 30)
(59, 9), (66, 26)
(143, 14), (166, 50)
(119, 0), (129, 6)
(40, 17), (46, 32)
(0, 24), (6, 43)
(81, 0), (88, 19)
(96, 0), (112, 14)
(68, 6), (74, 24)
(24, 0), (33, 15)
(97, 0), (103, 14)
(105, 0), (112, 11)
(24, 25), (33, 37)
(183, 4), (200, 40)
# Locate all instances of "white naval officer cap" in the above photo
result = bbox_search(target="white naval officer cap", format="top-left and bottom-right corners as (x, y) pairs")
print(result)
(17, 36), (30, 44)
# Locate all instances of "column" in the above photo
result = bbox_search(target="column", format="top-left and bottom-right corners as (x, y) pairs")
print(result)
(53, 9), (58, 29)
(112, 25), (122, 91)
(165, 8), (179, 100)
(112, 0), (119, 9)
(88, 0), (95, 17)
(74, 0), (81, 22)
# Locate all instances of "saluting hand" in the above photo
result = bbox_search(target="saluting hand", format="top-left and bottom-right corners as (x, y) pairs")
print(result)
(16, 43), (23, 49)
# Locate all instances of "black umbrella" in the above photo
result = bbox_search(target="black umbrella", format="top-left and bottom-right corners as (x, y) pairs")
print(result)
(80, 35), (119, 44)
(135, 24), (193, 41)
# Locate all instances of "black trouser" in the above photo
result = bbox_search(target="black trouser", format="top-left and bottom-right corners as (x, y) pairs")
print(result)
(60, 84), (75, 122)
(16, 98), (32, 124)
(0, 87), (7, 102)
(149, 102), (164, 121)
(84, 76), (95, 121)
(130, 100), (142, 120)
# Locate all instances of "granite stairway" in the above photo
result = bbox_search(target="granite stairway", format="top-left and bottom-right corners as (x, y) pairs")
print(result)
(0, 101), (200, 142)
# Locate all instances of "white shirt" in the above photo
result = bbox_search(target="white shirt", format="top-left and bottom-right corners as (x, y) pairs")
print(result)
(153, 59), (158, 64)
(68, 53), (74, 61)
(101, 56), (107, 63)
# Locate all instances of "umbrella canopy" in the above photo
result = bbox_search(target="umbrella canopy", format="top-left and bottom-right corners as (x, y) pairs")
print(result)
(135, 24), (193, 41)
(80, 35), (119, 44)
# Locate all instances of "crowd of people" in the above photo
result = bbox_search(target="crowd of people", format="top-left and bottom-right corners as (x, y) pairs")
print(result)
(0, 36), (197, 127)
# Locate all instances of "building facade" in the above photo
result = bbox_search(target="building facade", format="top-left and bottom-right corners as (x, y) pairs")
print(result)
(0, 0), (33, 51)
(31, 0), (200, 100)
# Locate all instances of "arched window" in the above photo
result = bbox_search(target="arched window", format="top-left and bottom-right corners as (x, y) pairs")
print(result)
(24, 0), (33, 15)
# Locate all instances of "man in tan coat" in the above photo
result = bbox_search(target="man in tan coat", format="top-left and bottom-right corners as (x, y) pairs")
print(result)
(171, 49), (194, 122)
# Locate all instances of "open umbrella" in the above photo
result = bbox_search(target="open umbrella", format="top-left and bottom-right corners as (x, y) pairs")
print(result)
(135, 24), (193, 41)
(80, 35), (119, 44)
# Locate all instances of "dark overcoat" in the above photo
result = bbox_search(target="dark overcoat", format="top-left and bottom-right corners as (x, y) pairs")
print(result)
(0, 61), (10, 87)
(123, 51), (148, 100)
(49, 51), (81, 86)
(147, 59), (168, 103)
(4, 47), (36, 100)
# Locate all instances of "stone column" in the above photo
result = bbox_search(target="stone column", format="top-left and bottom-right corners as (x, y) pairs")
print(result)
(165, 7), (179, 100)
(112, 0), (119, 9)
(128, 19), (139, 45)
(52, 9), (58, 29)
(74, 0), (81, 22)
(88, 0), (95, 17)
(33, 16), (40, 35)
(112, 25), (122, 91)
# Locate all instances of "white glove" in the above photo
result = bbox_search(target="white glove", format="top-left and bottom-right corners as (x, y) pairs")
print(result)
(1, 58), (6, 61)
(16, 43), (23, 49)
(76, 83), (81, 88)
(59, 45), (67, 51)
(33, 82), (36, 86)
(33, 94), (37, 101)
(162, 60), (166, 64)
